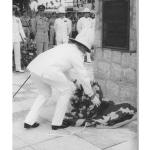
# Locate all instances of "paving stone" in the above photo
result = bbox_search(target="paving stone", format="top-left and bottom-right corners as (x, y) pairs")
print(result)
(32, 135), (101, 150)
(19, 99), (35, 111)
(13, 110), (29, 121)
(13, 99), (34, 113)
(13, 119), (70, 146)
(13, 102), (25, 113)
(122, 121), (137, 133)
(68, 128), (136, 149)
(13, 135), (27, 149)
(13, 85), (21, 94)
(105, 137), (138, 150)
(20, 147), (34, 150)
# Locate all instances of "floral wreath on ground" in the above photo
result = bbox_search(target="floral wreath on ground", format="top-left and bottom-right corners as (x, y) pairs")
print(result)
(64, 81), (137, 128)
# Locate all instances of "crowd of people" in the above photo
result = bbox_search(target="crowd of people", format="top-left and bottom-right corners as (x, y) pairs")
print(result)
(13, 4), (96, 72)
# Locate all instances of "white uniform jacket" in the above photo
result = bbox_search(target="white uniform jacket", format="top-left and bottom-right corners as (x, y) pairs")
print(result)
(54, 17), (72, 43)
(27, 44), (94, 96)
(77, 17), (92, 33)
(13, 16), (26, 43)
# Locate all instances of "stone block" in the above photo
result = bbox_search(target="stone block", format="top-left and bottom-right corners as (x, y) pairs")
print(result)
(120, 85), (137, 102)
(97, 62), (111, 79)
(97, 79), (107, 96)
(112, 51), (122, 64)
(106, 80), (120, 98)
(121, 53), (130, 68)
(110, 63), (122, 81)
(95, 48), (103, 60)
(103, 49), (112, 62)
(129, 53), (137, 70)
(122, 68), (137, 83)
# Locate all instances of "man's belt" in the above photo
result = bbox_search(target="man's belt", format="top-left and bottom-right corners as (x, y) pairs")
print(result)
(23, 26), (29, 27)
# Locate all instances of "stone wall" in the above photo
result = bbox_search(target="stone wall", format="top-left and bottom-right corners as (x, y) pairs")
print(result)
(94, 0), (137, 105)
(94, 49), (137, 105)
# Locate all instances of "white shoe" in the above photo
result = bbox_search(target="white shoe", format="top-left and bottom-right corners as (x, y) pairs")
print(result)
(16, 69), (25, 73)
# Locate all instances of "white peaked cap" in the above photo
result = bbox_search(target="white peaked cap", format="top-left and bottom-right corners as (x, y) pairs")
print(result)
(83, 7), (90, 13)
(74, 28), (95, 52)
(57, 7), (66, 13)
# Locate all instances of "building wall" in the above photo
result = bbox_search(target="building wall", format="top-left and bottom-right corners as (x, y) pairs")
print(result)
(94, 0), (137, 105)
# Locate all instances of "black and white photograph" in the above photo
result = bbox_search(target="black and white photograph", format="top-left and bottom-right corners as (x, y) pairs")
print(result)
(12, 0), (138, 149)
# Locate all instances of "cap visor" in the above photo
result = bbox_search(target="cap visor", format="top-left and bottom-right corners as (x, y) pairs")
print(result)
(69, 38), (91, 53)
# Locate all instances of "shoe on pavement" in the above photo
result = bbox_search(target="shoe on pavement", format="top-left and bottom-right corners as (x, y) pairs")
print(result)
(51, 120), (71, 130)
(16, 69), (25, 73)
(51, 125), (69, 130)
(24, 122), (40, 129)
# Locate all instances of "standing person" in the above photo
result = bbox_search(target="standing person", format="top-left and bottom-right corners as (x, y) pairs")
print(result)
(77, 8), (92, 34)
(13, 5), (26, 72)
(77, 8), (93, 63)
(20, 9), (31, 39)
(49, 12), (56, 48)
(31, 5), (49, 55)
(24, 28), (100, 130)
(54, 7), (72, 45)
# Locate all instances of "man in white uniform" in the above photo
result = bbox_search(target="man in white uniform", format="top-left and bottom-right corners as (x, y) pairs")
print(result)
(13, 5), (26, 72)
(54, 7), (72, 45)
(24, 28), (100, 130)
(77, 8), (93, 63)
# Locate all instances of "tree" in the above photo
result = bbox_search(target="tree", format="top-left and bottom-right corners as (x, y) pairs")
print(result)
(13, 0), (31, 12)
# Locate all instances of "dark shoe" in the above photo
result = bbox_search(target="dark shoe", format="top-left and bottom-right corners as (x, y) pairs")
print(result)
(51, 124), (70, 130)
(24, 122), (40, 129)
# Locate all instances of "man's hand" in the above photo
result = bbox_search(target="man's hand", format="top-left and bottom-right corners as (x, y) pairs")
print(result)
(91, 96), (101, 107)
(23, 37), (27, 43)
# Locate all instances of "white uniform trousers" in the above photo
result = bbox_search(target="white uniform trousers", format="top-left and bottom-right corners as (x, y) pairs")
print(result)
(24, 70), (75, 126)
(13, 42), (22, 71)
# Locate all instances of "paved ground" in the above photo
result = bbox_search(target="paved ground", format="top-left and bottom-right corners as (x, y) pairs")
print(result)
(13, 64), (138, 150)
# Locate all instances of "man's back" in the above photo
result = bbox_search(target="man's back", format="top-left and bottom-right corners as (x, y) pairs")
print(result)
(27, 43), (83, 76)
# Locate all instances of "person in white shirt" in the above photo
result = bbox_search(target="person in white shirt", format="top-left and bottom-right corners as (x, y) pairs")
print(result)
(77, 8), (92, 34)
(13, 5), (26, 72)
(54, 7), (72, 45)
(77, 8), (93, 63)
(24, 28), (100, 130)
